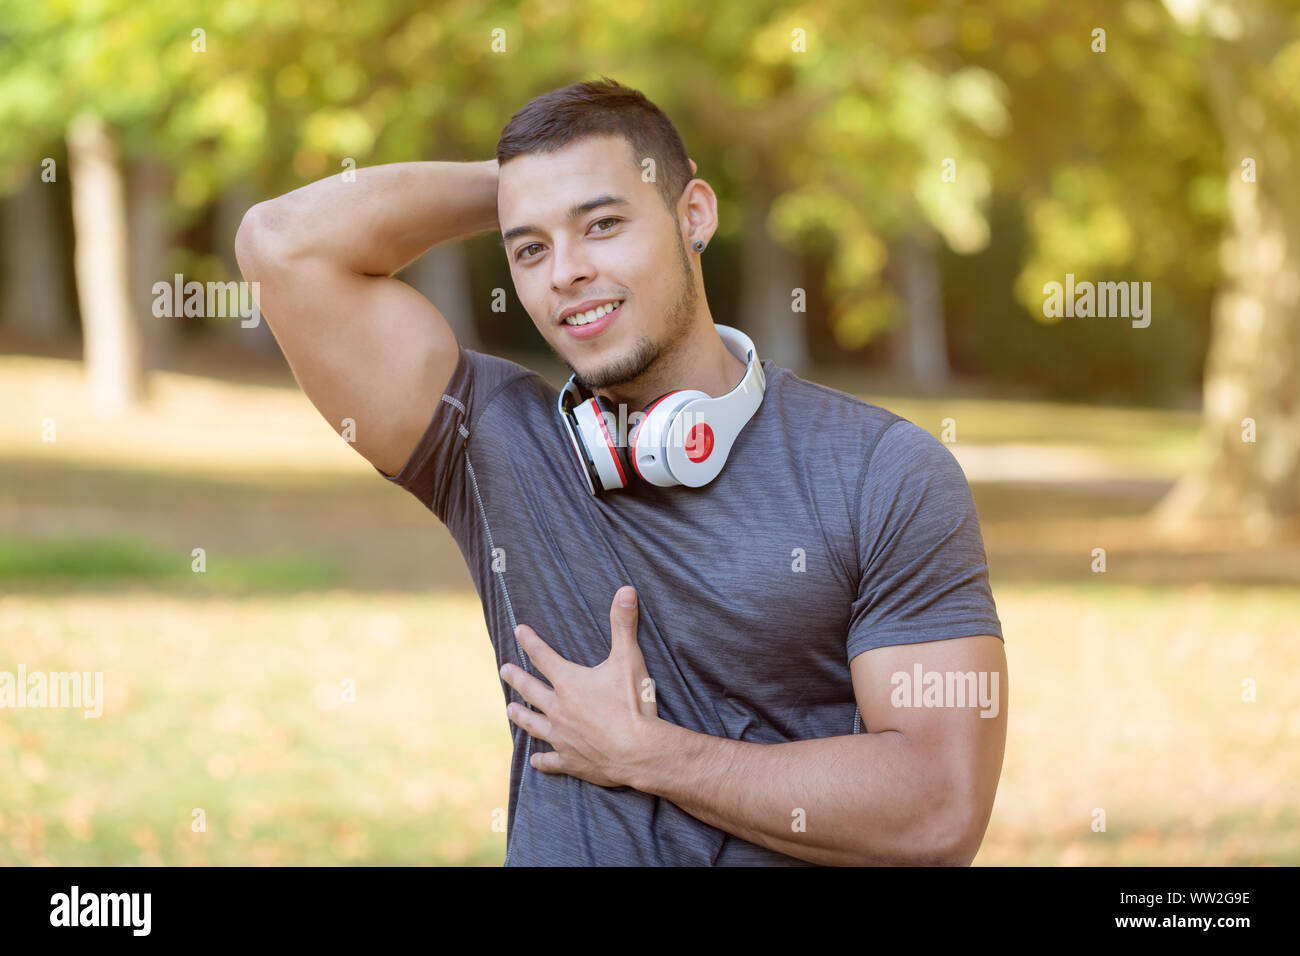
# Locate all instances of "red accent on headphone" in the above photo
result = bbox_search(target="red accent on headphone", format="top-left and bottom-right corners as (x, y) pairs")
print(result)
(685, 423), (714, 463)
(589, 398), (627, 487)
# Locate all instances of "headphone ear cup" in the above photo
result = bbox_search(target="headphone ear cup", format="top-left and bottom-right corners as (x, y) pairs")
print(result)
(593, 395), (637, 482)
(626, 393), (665, 480)
(573, 396), (630, 491)
(630, 389), (710, 487)
(558, 377), (599, 495)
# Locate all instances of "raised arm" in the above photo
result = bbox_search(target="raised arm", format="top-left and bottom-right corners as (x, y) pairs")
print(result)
(233, 160), (500, 476)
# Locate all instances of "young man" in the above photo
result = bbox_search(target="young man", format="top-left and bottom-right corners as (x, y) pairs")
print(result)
(235, 78), (1007, 866)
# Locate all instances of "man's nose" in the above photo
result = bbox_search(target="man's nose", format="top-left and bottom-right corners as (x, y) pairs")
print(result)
(550, 238), (595, 291)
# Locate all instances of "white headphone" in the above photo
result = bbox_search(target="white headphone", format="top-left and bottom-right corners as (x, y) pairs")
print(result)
(557, 325), (766, 496)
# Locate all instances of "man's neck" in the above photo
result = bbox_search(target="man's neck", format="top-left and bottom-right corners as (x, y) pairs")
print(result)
(595, 323), (748, 411)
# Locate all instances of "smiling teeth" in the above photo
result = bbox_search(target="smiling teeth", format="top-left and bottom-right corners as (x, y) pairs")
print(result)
(564, 301), (622, 326)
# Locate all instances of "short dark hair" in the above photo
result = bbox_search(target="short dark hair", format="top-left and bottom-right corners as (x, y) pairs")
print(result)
(496, 77), (693, 216)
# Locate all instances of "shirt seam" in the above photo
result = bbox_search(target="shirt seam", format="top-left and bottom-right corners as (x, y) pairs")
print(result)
(461, 432), (534, 865)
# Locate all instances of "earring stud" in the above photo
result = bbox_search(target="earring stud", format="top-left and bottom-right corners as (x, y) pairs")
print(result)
(692, 239), (706, 253)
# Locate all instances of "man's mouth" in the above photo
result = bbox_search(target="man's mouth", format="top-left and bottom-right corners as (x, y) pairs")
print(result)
(562, 299), (625, 327)
(561, 299), (624, 339)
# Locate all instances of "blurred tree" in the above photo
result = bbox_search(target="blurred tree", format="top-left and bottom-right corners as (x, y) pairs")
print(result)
(1154, 0), (1300, 538)
(972, 0), (1296, 532)
(68, 112), (145, 415)
(720, 4), (1010, 385)
(0, 0), (217, 402)
(0, 0), (1293, 496)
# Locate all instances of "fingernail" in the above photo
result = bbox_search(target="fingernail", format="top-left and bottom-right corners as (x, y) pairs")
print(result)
(619, 588), (637, 608)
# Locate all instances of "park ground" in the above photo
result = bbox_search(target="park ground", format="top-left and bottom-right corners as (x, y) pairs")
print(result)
(2, 338), (1297, 865)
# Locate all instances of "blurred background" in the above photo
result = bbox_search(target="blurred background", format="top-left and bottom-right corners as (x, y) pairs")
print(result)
(1, 0), (1297, 865)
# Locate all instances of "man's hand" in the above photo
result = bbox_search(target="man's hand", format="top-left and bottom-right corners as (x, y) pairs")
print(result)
(501, 585), (658, 788)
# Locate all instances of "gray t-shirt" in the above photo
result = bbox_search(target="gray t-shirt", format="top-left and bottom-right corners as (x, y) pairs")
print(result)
(378, 344), (1003, 865)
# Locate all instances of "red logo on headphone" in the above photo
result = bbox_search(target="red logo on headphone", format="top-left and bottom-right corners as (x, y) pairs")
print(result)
(685, 423), (714, 462)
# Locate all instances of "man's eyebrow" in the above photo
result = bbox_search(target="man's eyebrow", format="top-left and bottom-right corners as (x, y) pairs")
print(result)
(499, 194), (631, 248)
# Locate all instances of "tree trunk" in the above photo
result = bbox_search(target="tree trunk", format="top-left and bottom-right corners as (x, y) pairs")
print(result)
(1153, 14), (1300, 542)
(888, 230), (951, 390)
(402, 241), (481, 350)
(740, 177), (807, 373)
(2, 171), (73, 339)
(67, 113), (146, 416)
(128, 157), (175, 369)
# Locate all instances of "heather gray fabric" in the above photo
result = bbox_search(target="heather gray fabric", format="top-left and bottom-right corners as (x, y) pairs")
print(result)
(377, 343), (1003, 866)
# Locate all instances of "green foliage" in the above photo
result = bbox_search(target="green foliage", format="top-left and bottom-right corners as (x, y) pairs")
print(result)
(3, 0), (1295, 400)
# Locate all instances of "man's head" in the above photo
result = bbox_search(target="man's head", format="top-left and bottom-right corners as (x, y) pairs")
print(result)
(496, 77), (717, 396)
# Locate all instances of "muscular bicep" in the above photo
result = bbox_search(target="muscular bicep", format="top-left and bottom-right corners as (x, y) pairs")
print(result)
(851, 636), (1008, 849)
(237, 216), (459, 477)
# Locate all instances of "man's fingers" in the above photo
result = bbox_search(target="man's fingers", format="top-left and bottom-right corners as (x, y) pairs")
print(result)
(500, 660), (557, 716)
(610, 586), (639, 655)
(508, 625), (568, 690)
(506, 700), (554, 743)
(610, 587), (652, 716)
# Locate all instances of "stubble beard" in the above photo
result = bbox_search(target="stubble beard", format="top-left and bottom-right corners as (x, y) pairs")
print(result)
(569, 239), (699, 392)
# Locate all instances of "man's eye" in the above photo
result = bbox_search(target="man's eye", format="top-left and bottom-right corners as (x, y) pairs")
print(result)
(517, 220), (618, 260)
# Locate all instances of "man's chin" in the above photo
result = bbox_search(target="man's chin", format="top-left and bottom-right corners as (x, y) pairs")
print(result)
(572, 344), (658, 392)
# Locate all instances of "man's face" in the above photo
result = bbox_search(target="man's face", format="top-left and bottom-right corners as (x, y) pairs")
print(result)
(497, 134), (697, 391)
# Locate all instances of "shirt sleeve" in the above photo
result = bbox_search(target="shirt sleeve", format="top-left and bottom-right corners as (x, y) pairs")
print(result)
(372, 346), (533, 527)
(846, 419), (1004, 662)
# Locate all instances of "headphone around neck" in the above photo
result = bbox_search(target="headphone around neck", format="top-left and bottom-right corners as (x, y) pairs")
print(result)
(557, 324), (766, 496)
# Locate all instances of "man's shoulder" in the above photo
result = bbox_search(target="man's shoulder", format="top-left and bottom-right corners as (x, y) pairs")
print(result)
(762, 362), (967, 485)
(460, 347), (549, 392)
(457, 348), (557, 420)
(764, 361), (909, 445)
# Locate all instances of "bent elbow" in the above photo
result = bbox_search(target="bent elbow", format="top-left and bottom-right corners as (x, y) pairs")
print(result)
(234, 200), (300, 282)
(930, 804), (989, 866)
(234, 202), (271, 282)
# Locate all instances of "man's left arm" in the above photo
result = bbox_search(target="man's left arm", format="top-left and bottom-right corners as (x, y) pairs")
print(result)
(629, 417), (1008, 865)
(623, 633), (1007, 866)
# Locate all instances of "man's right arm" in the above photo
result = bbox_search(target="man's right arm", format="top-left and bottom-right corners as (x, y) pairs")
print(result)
(233, 160), (500, 476)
